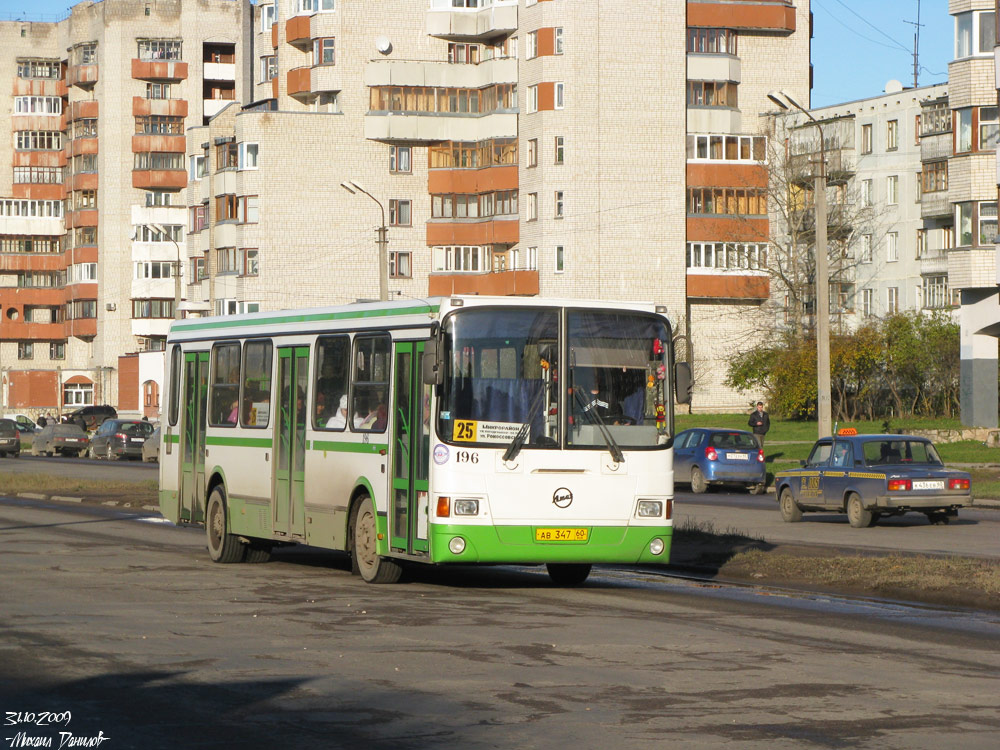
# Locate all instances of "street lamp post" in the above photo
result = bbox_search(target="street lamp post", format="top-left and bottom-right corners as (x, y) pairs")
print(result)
(341, 180), (388, 302)
(768, 90), (833, 439)
(142, 223), (183, 320)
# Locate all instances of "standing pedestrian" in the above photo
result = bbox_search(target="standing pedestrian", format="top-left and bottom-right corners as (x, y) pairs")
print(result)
(748, 400), (770, 449)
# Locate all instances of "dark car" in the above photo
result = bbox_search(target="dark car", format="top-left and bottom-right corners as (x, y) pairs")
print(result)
(141, 426), (161, 463)
(64, 405), (117, 432)
(674, 428), (767, 494)
(774, 430), (973, 527)
(0, 418), (21, 458)
(88, 419), (155, 460)
(31, 423), (90, 457)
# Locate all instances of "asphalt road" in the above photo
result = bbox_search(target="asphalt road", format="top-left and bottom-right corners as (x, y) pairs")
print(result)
(2, 497), (999, 750)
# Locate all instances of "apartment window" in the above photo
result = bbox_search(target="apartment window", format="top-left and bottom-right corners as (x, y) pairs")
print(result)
(914, 171), (922, 202)
(63, 381), (94, 406)
(238, 195), (259, 224)
(527, 85), (538, 113)
(0, 236), (61, 253)
(554, 82), (564, 109)
(687, 27), (737, 55)
(860, 124), (872, 154)
(916, 229), (927, 259)
(862, 288), (874, 317)
(555, 27), (563, 54)
(686, 80), (737, 108)
(922, 161), (947, 193)
(685, 242), (768, 270)
(914, 114), (921, 144)
(191, 257), (206, 282)
(260, 55), (277, 82)
(428, 139), (517, 168)
(554, 136), (564, 164)
(216, 142), (238, 170)
(510, 246), (537, 271)
(431, 245), (492, 272)
(190, 203), (208, 232)
(526, 31), (537, 59)
(370, 83), (515, 114)
(686, 134), (767, 162)
(687, 187), (767, 216)
(956, 202), (974, 246)
(134, 224), (182, 242)
(73, 154), (97, 174)
(13, 96), (62, 115)
(315, 91), (340, 113)
(554, 191), (564, 218)
(17, 59), (60, 79)
(955, 10), (995, 58)
(922, 102), (950, 135)
(431, 190), (517, 218)
(527, 139), (538, 167)
(261, 4), (275, 31)
(50, 342), (66, 360)
(980, 201), (998, 245)
(238, 143), (259, 170)
(13, 166), (62, 184)
(886, 232), (898, 262)
(68, 263), (97, 283)
(189, 154), (206, 181)
(132, 299), (176, 319)
(313, 38), (335, 66)
(835, 283), (855, 313)
(527, 192), (538, 221)
(239, 248), (258, 277)
(886, 119), (898, 151)
(956, 108), (973, 153)
(134, 152), (183, 170)
(887, 287), (898, 315)
(555, 245), (565, 273)
(145, 83), (171, 99)
(448, 43), (480, 64)
(861, 179), (873, 207)
(217, 194), (238, 221)
(135, 115), (183, 135)
(923, 275), (949, 310)
(75, 190), (97, 210)
(17, 343), (33, 360)
(979, 106), (999, 150)
(137, 39), (181, 61)
(0, 199), (63, 218)
(76, 227), (97, 246)
(134, 261), (173, 279)
(74, 43), (97, 66)
(217, 247), (238, 274)
(886, 175), (898, 205)
(66, 300), (96, 319)
(389, 251), (412, 279)
(389, 199), (411, 226)
(15, 131), (62, 150)
(389, 146), (411, 174)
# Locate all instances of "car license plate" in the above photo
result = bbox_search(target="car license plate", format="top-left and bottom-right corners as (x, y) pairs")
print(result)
(535, 528), (589, 542)
(727, 452), (748, 460)
(131, 438), (145, 443)
(913, 480), (944, 490)
(64, 438), (78, 443)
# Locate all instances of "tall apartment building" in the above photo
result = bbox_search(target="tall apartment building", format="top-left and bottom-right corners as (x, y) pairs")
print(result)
(0, 0), (251, 417)
(2, 0), (811, 416)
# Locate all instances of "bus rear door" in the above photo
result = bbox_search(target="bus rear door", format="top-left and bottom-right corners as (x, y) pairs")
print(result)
(390, 341), (430, 555)
(180, 351), (209, 523)
(274, 346), (309, 538)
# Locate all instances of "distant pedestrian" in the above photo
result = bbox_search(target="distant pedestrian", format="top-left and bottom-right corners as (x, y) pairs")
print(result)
(748, 401), (770, 449)
(37, 414), (47, 428)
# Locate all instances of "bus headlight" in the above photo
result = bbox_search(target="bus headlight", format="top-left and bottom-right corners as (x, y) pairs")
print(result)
(637, 500), (663, 518)
(449, 536), (466, 554)
(649, 538), (665, 556)
(454, 499), (479, 516)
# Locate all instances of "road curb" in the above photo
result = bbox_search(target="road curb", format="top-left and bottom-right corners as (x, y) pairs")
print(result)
(51, 495), (83, 503)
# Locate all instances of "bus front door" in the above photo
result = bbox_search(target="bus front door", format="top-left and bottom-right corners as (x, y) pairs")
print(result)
(390, 342), (430, 555)
(273, 346), (309, 538)
(180, 351), (209, 523)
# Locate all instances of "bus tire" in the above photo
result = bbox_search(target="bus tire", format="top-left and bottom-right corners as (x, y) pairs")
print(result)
(351, 495), (402, 584)
(244, 541), (272, 563)
(546, 563), (591, 586)
(206, 485), (245, 563)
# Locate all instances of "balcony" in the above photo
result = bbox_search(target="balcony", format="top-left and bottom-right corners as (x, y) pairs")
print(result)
(12, 184), (66, 201)
(67, 64), (98, 89)
(204, 98), (235, 119)
(67, 101), (99, 121)
(789, 147), (855, 185)
(132, 59), (188, 82)
(68, 137), (98, 157)
(427, 218), (518, 247)
(686, 54), (741, 85)
(67, 173), (99, 192)
(428, 165), (518, 194)
(686, 271), (770, 301)
(429, 269), (538, 297)
(204, 62), (236, 81)
(789, 203), (856, 242)
(287, 66), (312, 97)
(921, 131), (952, 162)
(366, 111), (517, 144)
(426, 2), (518, 40)
(13, 79), (67, 97)
(133, 97), (189, 117)
(65, 210), (98, 229)
(67, 317), (97, 339)
(0, 252), (66, 273)
(920, 190), (951, 219)
(365, 57), (518, 89)
(0, 319), (68, 341)
(131, 135), (186, 153)
(285, 15), (312, 48)
(687, 0), (796, 33)
(132, 170), (188, 189)
(0, 215), (64, 237)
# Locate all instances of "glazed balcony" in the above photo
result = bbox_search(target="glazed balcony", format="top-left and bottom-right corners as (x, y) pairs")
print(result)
(132, 58), (188, 82)
(426, 1), (518, 40)
(788, 147), (855, 185)
(429, 269), (538, 297)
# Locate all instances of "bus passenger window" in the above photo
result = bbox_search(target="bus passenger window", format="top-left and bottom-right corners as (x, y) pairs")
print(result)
(241, 340), (272, 428)
(209, 342), (241, 427)
(353, 335), (390, 433)
(314, 336), (350, 430)
(167, 345), (181, 426)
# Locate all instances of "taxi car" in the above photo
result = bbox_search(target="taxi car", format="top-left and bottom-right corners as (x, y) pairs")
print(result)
(774, 429), (972, 527)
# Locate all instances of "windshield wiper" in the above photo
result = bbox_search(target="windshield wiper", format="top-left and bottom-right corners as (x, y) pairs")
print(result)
(503, 384), (548, 463)
(572, 386), (624, 464)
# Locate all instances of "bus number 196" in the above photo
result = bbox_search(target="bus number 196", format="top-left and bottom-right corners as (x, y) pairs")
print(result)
(456, 450), (479, 464)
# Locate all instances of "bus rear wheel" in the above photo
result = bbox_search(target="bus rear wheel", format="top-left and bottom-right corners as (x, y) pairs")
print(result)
(546, 563), (591, 586)
(207, 486), (245, 563)
(351, 495), (402, 584)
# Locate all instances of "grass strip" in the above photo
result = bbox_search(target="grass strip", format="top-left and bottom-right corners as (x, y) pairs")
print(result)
(0, 471), (157, 499)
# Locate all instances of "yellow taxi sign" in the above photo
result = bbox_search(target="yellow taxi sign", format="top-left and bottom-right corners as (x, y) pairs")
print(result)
(837, 427), (858, 436)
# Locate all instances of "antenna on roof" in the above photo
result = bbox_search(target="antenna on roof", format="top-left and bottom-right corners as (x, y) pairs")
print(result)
(904, 0), (924, 89)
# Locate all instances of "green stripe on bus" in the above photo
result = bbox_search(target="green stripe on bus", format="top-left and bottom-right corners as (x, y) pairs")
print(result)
(205, 435), (273, 448)
(311, 441), (388, 454)
(165, 433), (179, 444)
(171, 304), (439, 332)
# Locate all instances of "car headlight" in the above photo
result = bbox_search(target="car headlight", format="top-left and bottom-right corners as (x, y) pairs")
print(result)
(637, 499), (663, 518)
(454, 499), (479, 516)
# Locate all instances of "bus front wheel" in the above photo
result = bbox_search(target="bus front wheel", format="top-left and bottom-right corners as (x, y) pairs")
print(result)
(546, 563), (591, 586)
(206, 486), (245, 563)
(351, 495), (402, 584)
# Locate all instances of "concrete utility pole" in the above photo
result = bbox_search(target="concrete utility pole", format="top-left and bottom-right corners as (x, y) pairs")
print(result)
(341, 180), (389, 302)
(768, 91), (833, 439)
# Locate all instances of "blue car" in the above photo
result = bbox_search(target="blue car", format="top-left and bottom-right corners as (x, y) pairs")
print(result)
(774, 430), (973, 527)
(674, 428), (767, 494)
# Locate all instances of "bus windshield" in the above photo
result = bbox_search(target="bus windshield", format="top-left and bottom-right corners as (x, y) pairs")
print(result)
(438, 307), (560, 449)
(437, 306), (672, 452)
(567, 310), (670, 450)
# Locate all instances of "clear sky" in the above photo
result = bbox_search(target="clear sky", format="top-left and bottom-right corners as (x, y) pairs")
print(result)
(4, 0), (957, 109)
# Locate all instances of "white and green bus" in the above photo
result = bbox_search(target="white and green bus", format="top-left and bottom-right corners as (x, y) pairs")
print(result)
(159, 296), (690, 584)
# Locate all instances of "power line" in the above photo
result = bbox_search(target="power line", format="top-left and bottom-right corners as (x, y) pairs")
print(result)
(820, 0), (912, 54)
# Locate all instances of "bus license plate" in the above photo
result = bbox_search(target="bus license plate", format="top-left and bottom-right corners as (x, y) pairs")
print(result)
(535, 528), (588, 542)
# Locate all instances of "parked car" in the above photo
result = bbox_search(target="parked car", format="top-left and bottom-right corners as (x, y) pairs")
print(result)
(141, 426), (161, 463)
(2, 413), (40, 434)
(63, 405), (117, 432)
(773, 429), (973, 527)
(88, 419), (155, 460)
(0, 418), (21, 458)
(673, 428), (767, 494)
(31, 423), (90, 457)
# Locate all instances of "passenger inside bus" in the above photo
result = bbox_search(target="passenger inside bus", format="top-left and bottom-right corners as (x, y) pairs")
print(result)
(326, 395), (349, 429)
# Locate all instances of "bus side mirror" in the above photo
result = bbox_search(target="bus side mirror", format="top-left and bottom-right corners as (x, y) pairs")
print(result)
(422, 339), (442, 386)
(675, 362), (692, 405)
